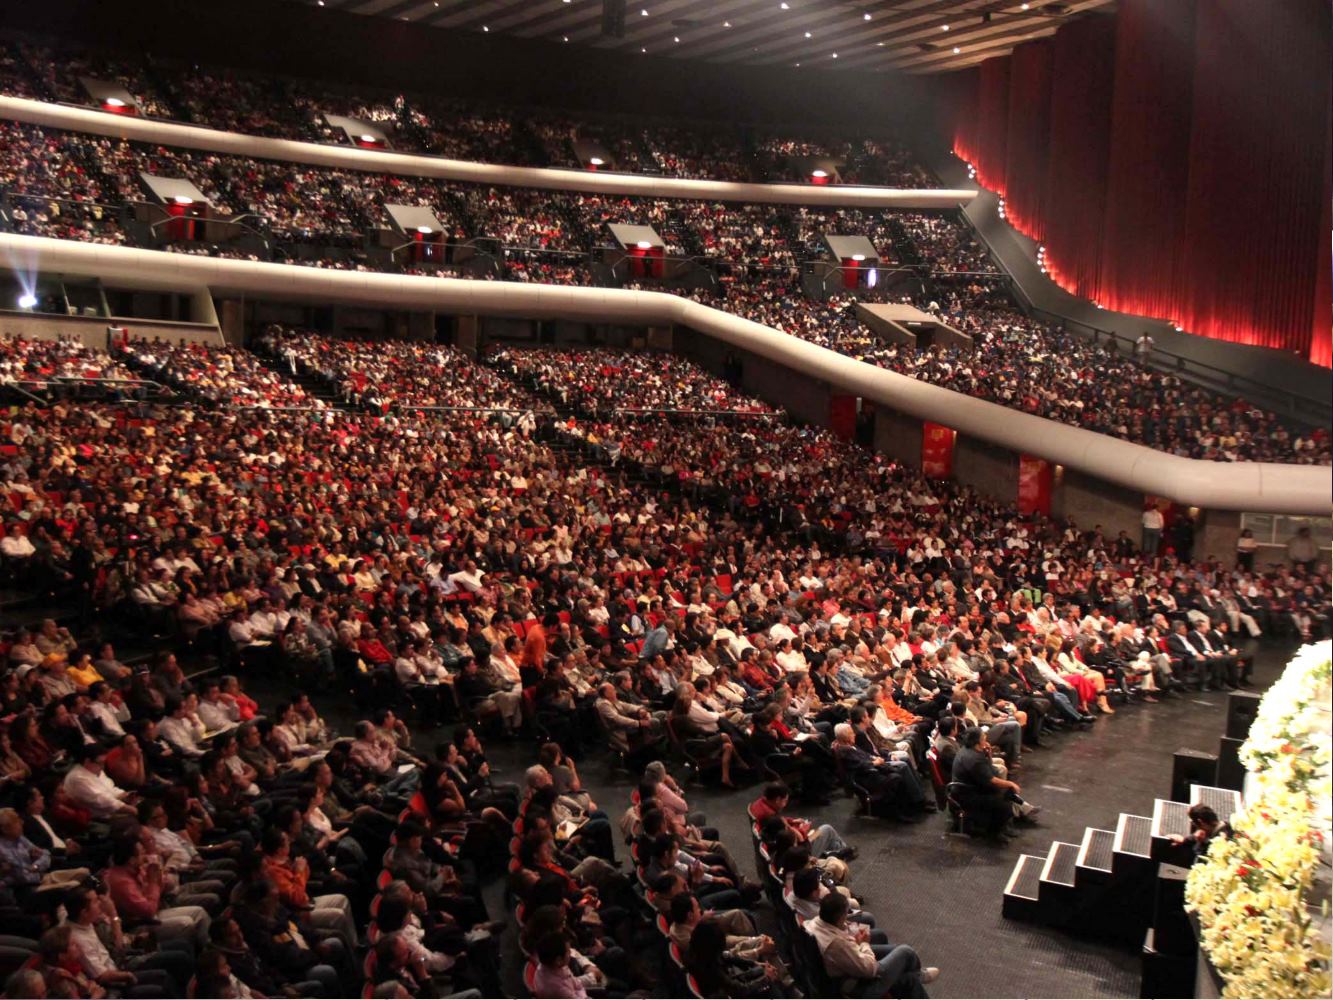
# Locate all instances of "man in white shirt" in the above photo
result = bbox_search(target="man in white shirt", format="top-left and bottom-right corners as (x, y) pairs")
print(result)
(1141, 506), (1165, 556)
(65, 885), (190, 995)
(0, 525), (35, 562)
(63, 745), (136, 819)
(158, 695), (207, 759)
(86, 682), (128, 739)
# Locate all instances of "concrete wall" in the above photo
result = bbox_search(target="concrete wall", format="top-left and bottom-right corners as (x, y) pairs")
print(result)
(954, 433), (1018, 504)
(681, 327), (832, 431)
(874, 407), (923, 467)
(0, 309), (220, 348)
(1195, 509), (1242, 565)
(1054, 467), (1143, 540)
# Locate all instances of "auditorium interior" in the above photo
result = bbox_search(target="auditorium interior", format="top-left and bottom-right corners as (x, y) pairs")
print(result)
(0, 1), (1328, 998)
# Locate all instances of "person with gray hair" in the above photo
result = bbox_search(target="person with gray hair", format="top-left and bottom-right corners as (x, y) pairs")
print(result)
(2, 968), (45, 999)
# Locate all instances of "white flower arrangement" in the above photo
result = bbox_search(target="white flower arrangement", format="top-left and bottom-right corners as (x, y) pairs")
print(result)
(1186, 641), (1333, 999)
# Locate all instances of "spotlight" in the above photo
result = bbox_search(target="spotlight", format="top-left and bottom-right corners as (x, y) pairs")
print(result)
(416, 225), (434, 234)
(851, 254), (865, 262)
(589, 157), (605, 165)
(636, 241), (653, 249)
(17, 293), (37, 310)
(104, 97), (126, 108)
(811, 169), (828, 178)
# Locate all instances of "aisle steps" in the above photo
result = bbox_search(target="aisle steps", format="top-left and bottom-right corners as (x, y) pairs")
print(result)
(1002, 783), (1242, 946)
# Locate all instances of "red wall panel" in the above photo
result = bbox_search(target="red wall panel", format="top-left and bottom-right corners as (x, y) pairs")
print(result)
(1001, 40), (1053, 241)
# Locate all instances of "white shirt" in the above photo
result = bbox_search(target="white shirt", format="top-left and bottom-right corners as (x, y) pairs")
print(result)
(68, 921), (116, 978)
(87, 701), (127, 739)
(62, 764), (128, 818)
(1142, 509), (1164, 530)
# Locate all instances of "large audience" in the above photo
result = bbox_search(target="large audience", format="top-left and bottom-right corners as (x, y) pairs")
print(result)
(0, 115), (1326, 465)
(0, 326), (1325, 1000)
(0, 35), (930, 186)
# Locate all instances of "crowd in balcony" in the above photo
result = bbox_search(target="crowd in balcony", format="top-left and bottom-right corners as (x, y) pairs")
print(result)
(0, 120), (1327, 465)
(488, 347), (776, 416)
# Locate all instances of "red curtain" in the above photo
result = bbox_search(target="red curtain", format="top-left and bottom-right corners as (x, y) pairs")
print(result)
(1041, 13), (1116, 298)
(1174, 0), (1332, 361)
(940, 67), (979, 166)
(1017, 456), (1053, 516)
(828, 395), (857, 441)
(921, 422), (955, 479)
(1095, 0), (1197, 325)
(973, 57), (1011, 196)
(1001, 40), (1053, 241)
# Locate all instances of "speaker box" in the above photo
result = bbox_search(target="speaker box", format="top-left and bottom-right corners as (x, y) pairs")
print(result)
(1152, 864), (1195, 957)
(1171, 748), (1217, 803)
(1216, 735), (1246, 790)
(1224, 691), (1261, 740)
(1141, 928), (1195, 1000)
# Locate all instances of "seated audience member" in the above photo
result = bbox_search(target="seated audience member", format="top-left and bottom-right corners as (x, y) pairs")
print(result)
(806, 891), (938, 998)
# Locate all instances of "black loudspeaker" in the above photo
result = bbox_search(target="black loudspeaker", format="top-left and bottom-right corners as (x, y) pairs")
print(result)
(1216, 735), (1246, 790)
(1152, 864), (1195, 957)
(1140, 928), (1195, 999)
(601, 0), (626, 37)
(1225, 691), (1261, 740)
(1171, 748), (1218, 803)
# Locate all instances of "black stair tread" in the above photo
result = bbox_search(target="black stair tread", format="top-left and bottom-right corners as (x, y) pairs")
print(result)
(1077, 828), (1115, 872)
(1114, 813), (1152, 858)
(1190, 784), (1242, 823)
(1152, 798), (1190, 840)
(1040, 841), (1080, 887)
(1003, 853), (1045, 901)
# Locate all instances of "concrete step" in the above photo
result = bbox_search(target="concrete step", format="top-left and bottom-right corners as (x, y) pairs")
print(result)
(1002, 852), (1045, 923)
(1151, 798), (1193, 864)
(1190, 784), (1242, 824)
(1037, 840), (1081, 925)
(1075, 827), (1115, 887)
(1112, 813), (1154, 879)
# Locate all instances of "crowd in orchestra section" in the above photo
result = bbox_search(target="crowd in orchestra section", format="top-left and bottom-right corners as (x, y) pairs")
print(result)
(0, 324), (1325, 998)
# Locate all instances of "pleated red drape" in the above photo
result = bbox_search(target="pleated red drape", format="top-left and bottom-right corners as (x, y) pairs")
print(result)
(1095, 0), (1197, 326)
(1041, 14), (1116, 298)
(1174, 0), (1332, 361)
(972, 57), (1011, 196)
(1001, 40), (1053, 241)
(936, 0), (1331, 366)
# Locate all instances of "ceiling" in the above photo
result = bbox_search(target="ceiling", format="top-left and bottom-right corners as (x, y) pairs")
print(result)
(302, 0), (1115, 74)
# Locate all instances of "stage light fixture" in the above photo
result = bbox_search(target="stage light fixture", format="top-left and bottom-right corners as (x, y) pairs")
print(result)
(17, 293), (37, 310)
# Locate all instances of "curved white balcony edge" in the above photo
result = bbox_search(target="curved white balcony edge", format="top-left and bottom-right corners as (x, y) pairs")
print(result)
(3, 234), (1327, 514)
(0, 97), (976, 209)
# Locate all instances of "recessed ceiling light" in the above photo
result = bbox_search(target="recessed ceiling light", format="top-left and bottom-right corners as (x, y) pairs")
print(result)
(562, 35), (569, 40)
(641, 7), (648, 14)
(953, 46), (960, 53)
(795, 62), (800, 66)
(723, 20), (731, 27)
(674, 35), (679, 41)
(831, 52), (837, 58)
(877, 41), (884, 46)
(941, 24), (950, 31)
(1021, 2), (1030, 8)
(482, 24), (488, 31)
(804, 31), (812, 38)
(863, 12), (871, 19)
(780, 1), (789, 8)
(316, 1), (323, 6)
(641, 46), (647, 51)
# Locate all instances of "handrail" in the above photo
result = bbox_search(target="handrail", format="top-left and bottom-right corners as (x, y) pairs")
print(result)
(0, 96), (976, 210)
(4, 233), (1327, 515)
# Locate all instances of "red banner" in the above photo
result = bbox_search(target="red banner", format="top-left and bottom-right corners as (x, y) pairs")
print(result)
(829, 395), (857, 441)
(1017, 454), (1053, 515)
(921, 422), (955, 479)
